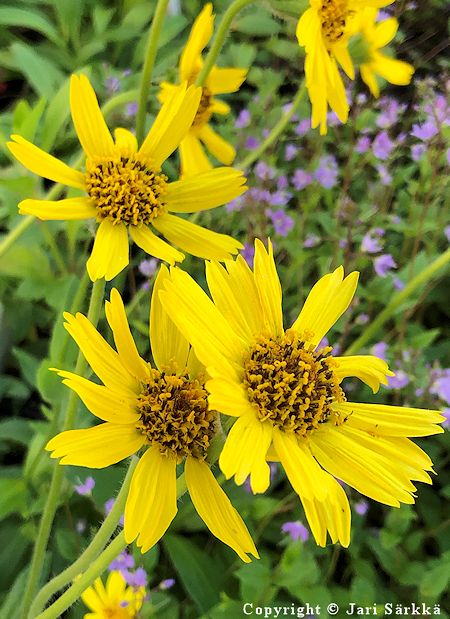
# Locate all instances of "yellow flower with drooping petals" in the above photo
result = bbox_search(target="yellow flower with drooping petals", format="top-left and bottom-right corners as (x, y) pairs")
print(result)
(46, 268), (258, 561)
(296, 0), (391, 134)
(81, 571), (145, 619)
(8, 75), (246, 281)
(353, 8), (414, 97)
(159, 240), (444, 547)
(159, 4), (247, 178)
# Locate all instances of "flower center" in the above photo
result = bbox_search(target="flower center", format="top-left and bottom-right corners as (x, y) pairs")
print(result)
(242, 329), (345, 438)
(321, 0), (349, 46)
(136, 368), (216, 461)
(102, 606), (130, 619)
(85, 153), (168, 226)
(192, 86), (213, 128)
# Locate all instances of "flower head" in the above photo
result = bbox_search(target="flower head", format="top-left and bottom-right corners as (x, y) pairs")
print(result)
(46, 270), (258, 562)
(8, 76), (246, 281)
(375, 253), (396, 277)
(74, 476), (95, 496)
(160, 241), (443, 547)
(411, 122), (438, 141)
(81, 571), (145, 618)
(282, 521), (309, 542)
(159, 4), (247, 177)
(267, 209), (295, 236)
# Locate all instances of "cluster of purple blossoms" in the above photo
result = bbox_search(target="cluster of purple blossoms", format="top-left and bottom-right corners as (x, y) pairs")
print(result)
(235, 109), (251, 129)
(74, 476), (95, 496)
(315, 155), (339, 189)
(372, 131), (394, 160)
(292, 168), (313, 190)
(361, 229), (384, 254)
(267, 209), (295, 236)
(282, 521), (309, 543)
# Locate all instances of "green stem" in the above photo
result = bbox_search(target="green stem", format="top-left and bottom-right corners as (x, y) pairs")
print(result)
(20, 278), (106, 619)
(345, 247), (450, 355)
(102, 89), (140, 117)
(195, 0), (258, 87)
(0, 215), (35, 257)
(29, 457), (138, 619)
(238, 81), (306, 170)
(135, 0), (171, 145)
(39, 221), (68, 275)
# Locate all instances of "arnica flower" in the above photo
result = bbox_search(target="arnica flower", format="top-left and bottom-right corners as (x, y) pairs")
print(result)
(158, 4), (247, 178)
(160, 240), (444, 547)
(8, 75), (246, 281)
(353, 8), (414, 97)
(81, 570), (145, 618)
(296, 0), (390, 134)
(46, 268), (258, 562)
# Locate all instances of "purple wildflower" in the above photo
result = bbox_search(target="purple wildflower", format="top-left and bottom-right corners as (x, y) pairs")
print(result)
(375, 254), (396, 277)
(105, 498), (125, 526)
(124, 567), (148, 589)
(339, 239), (347, 248)
(226, 195), (244, 212)
(374, 228), (385, 236)
(444, 226), (450, 242)
(267, 209), (295, 236)
(277, 175), (289, 190)
(269, 190), (292, 206)
(372, 131), (394, 160)
(357, 313), (370, 324)
(447, 148), (450, 166)
(391, 215), (401, 225)
(355, 136), (371, 154)
(109, 550), (135, 573)
(393, 278), (405, 291)
(292, 168), (312, 190)
(245, 136), (260, 150)
(255, 161), (276, 181)
(123, 69), (132, 76)
(262, 129), (269, 138)
(377, 164), (392, 186)
(235, 109), (251, 128)
(386, 370), (410, 389)
(282, 521), (309, 543)
(74, 477), (95, 496)
(315, 155), (339, 189)
(125, 103), (138, 118)
(355, 500), (369, 515)
(241, 244), (255, 267)
(362, 233), (382, 254)
(285, 144), (298, 161)
(441, 408), (450, 427)
(105, 77), (121, 95)
(357, 93), (367, 104)
(373, 342), (388, 363)
(295, 119), (311, 136)
(411, 122), (438, 141)
(430, 369), (450, 405)
(161, 579), (175, 589)
(139, 257), (159, 277)
(303, 234), (320, 248)
(376, 100), (402, 128)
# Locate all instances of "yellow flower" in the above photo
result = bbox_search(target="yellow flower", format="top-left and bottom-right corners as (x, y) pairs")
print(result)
(159, 240), (445, 547)
(159, 4), (247, 178)
(8, 75), (246, 281)
(354, 8), (414, 97)
(46, 267), (258, 561)
(81, 570), (144, 619)
(296, 0), (390, 134)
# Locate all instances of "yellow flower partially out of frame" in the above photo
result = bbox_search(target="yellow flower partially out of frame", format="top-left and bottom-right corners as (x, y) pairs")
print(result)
(159, 240), (444, 548)
(296, 0), (391, 135)
(81, 570), (145, 619)
(353, 8), (414, 97)
(159, 4), (247, 178)
(8, 75), (246, 281)
(46, 267), (258, 562)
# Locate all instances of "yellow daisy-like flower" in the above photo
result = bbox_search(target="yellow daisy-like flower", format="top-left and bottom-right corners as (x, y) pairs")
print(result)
(353, 8), (414, 97)
(296, 0), (390, 134)
(46, 267), (258, 561)
(159, 240), (444, 547)
(7, 75), (246, 281)
(81, 570), (145, 619)
(159, 4), (247, 178)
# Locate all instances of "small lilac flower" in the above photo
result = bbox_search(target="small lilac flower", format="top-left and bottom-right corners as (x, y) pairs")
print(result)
(303, 234), (320, 248)
(105, 498), (125, 526)
(317, 336), (329, 349)
(447, 148), (450, 166)
(375, 254), (396, 277)
(124, 567), (148, 589)
(362, 233), (382, 254)
(374, 228), (385, 236)
(282, 521), (309, 543)
(277, 175), (288, 190)
(393, 278), (405, 291)
(269, 190), (292, 206)
(387, 370), (410, 389)
(283, 102), (299, 122)
(415, 388), (424, 397)
(295, 119), (311, 136)
(391, 215), (401, 225)
(245, 136), (260, 150)
(355, 136), (371, 154)
(441, 408), (450, 427)
(444, 226), (450, 242)
(373, 342), (388, 363)
(74, 477), (95, 496)
(339, 239), (347, 248)
(292, 168), (312, 190)
(357, 313), (370, 324)
(411, 144), (426, 163)
(235, 109), (251, 128)
(315, 155), (339, 189)
(161, 579), (175, 589)
(109, 550), (135, 573)
(267, 209), (295, 236)
(376, 9), (391, 21)
(411, 122), (438, 141)
(377, 165), (392, 186)
(119, 601), (129, 608)
(430, 369), (450, 405)
(357, 93), (367, 104)
(105, 77), (121, 95)
(376, 100), (401, 128)
(123, 69), (132, 76)
(141, 282), (149, 291)
(355, 500), (369, 515)
(139, 257), (159, 277)
(255, 161), (276, 181)
(241, 243), (255, 267)
(372, 131), (394, 160)
(125, 102), (138, 118)
(226, 195), (244, 212)
(327, 111), (341, 126)
(285, 144), (298, 161)
(262, 129), (269, 138)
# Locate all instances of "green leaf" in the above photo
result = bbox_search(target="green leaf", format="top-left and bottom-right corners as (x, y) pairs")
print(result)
(0, 478), (27, 520)
(10, 42), (64, 99)
(41, 79), (71, 151)
(164, 534), (221, 615)
(0, 7), (60, 43)
(0, 418), (33, 445)
(236, 12), (281, 36)
(236, 556), (272, 601)
(15, 97), (47, 143)
(13, 347), (40, 389)
(158, 14), (189, 48)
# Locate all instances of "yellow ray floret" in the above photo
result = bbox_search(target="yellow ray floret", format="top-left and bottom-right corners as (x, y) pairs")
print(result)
(158, 3), (247, 177)
(8, 74), (246, 281)
(159, 239), (444, 548)
(45, 267), (258, 561)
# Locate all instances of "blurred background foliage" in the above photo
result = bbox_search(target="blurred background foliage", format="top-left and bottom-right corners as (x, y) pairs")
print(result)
(1, 0), (450, 617)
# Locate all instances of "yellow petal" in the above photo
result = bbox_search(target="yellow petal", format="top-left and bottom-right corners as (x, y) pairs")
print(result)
(253, 239), (283, 338)
(185, 457), (259, 562)
(333, 44), (355, 79)
(158, 81), (178, 103)
(210, 99), (230, 115)
(138, 83), (201, 167)
(207, 67), (247, 94)
(70, 74), (115, 160)
(186, 346), (205, 379)
(8, 135), (86, 189)
(370, 53), (414, 86)
(361, 64), (380, 97)
(296, 7), (317, 47)
(219, 412), (272, 493)
(225, 255), (265, 336)
(151, 264), (190, 373)
(124, 446), (177, 552)
(205, 374), (255, 417)
(81, 582), (104, 612)
(333, 355), (394, 393)
(106, 571), (127, 598)
(104, 288), (148, 379)
(373, 16), (397, 47)
(52, 369), (140, 424)
(114, 128), (138, 154)
(179, 131), (213, 178)
(18, 196), (96, 220)
(166, 167), (246, 213)
(63, 310), (140, 395)
(46, 423), (145, 467)
(129, 224), (184, 265)
(152, 213), (243, 261)
(292, 266), (358, 348)
(198, 124), (235, 165)
(87, 219), (129, 282)
(180, 4), (214, 83)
